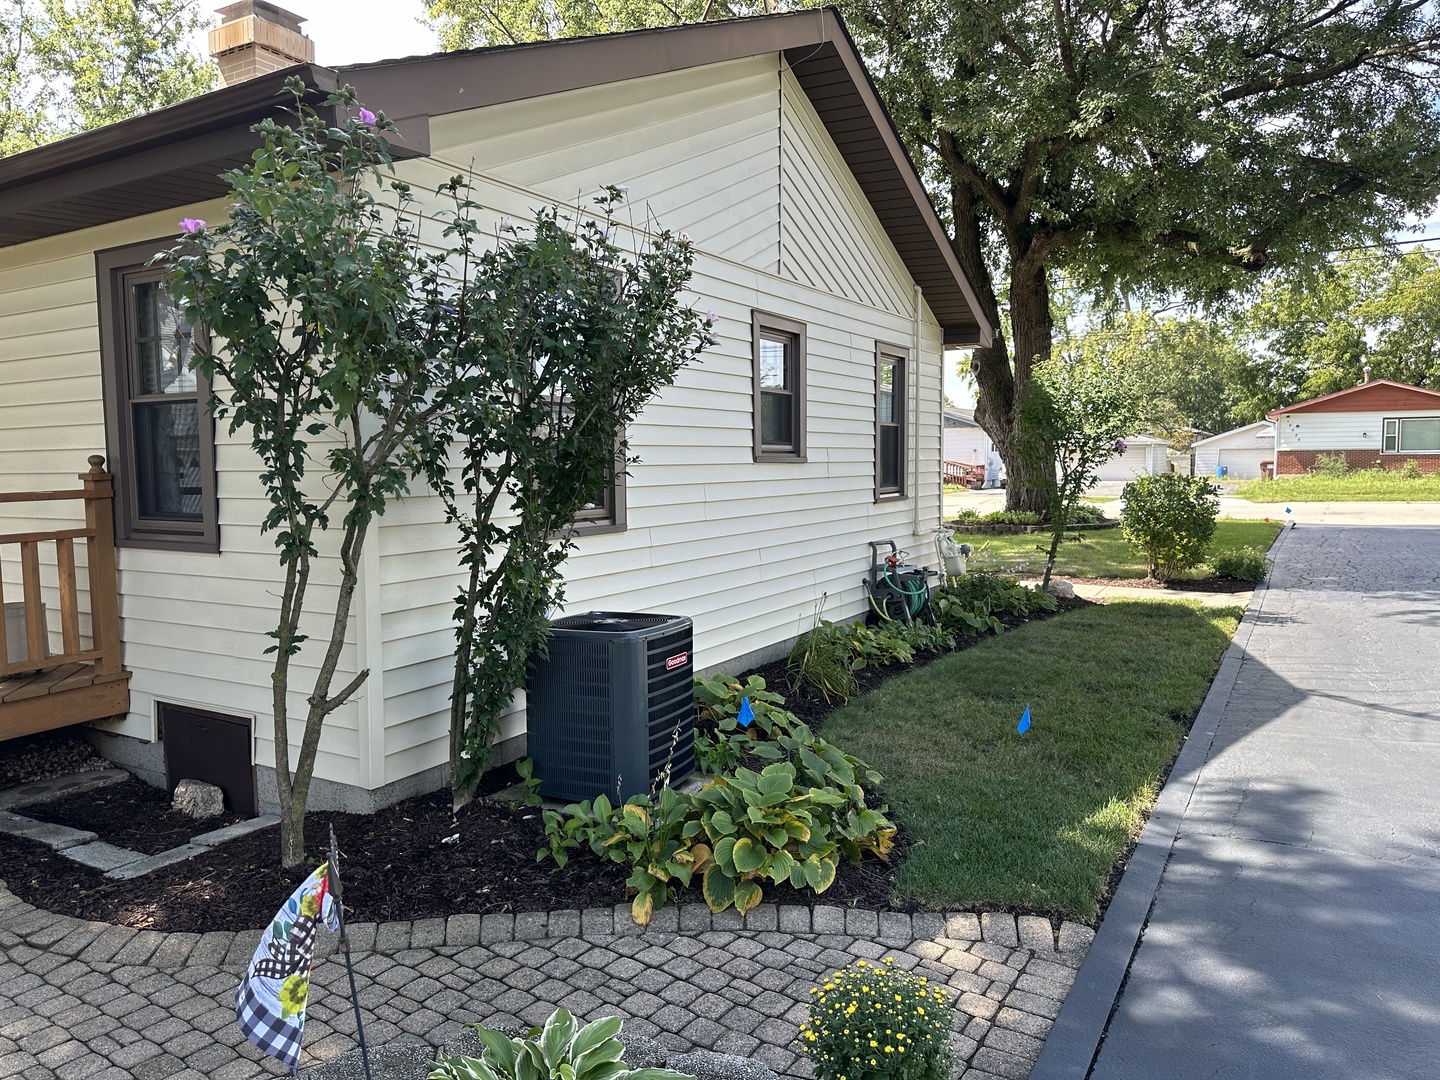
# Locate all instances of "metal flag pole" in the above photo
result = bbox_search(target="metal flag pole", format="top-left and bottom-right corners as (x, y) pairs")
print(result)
(327, 825), (374, 1080)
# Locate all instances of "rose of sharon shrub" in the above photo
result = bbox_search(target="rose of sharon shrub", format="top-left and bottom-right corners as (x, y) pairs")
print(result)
(1120, 475), (1220, 582)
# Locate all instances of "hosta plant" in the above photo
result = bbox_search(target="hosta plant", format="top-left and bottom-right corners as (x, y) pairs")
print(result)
(429, 1009), (691, 1080)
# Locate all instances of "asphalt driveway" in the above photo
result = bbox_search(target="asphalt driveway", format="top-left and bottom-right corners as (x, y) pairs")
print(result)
(1085, 524), (1440, 1079)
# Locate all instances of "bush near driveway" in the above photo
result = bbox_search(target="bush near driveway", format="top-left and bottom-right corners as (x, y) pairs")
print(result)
(822, 600), (1242, 922)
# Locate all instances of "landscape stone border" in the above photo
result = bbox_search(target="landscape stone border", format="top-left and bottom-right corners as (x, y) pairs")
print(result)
(945, 520), (1120, 536)
(0, 878), (1096, 1080)
(1027, 527), (1285, 1080)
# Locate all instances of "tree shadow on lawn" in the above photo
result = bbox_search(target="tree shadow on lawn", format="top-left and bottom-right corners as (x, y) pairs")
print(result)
(817, 600), (1246, 926)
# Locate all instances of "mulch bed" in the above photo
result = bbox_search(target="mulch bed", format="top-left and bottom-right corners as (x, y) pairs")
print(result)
(1069, 575), (1256, 593)
(0, 598), (1089, 933)
(20, 777), (247, 855)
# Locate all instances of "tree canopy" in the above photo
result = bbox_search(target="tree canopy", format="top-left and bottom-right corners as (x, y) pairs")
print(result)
(427, 0), (1440, 511)
(1, 0), (213, 157)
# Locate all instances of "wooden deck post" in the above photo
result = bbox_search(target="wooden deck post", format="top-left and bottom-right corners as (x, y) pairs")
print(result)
(81, 456), (122, 678)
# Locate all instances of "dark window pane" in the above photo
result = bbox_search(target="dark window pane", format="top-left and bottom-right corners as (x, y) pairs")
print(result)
(759, 338), (789, 389)
(1399, 418), (1440, 452)
(880, 426), (900, 489)
(132, 279), (196, 395)
(761, 390), (793, 446)
(133, 401), (203, 519)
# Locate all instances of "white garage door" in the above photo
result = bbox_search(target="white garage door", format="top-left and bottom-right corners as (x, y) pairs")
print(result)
(1217, 448), (1271, 479)
(1095, 446), (1160, 481)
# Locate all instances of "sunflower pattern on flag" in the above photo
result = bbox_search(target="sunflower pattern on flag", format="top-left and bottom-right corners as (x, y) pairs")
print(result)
(235, 863), (339, 1074)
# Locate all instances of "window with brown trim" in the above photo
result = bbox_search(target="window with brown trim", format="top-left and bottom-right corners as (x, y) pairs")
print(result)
(752, 311), (807, 461)
(573, 441), (627, 535)
(96, 239), (218, 552)
(876, 344), (907, 498)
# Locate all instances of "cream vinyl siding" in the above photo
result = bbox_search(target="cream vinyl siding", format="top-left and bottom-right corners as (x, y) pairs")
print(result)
(1274, 412), (1394, 452)
(0, 204), (370, 786)
(373, 55), (944, 787)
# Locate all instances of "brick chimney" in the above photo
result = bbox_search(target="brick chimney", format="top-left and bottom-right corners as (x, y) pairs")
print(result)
(209, 2), (315, 87)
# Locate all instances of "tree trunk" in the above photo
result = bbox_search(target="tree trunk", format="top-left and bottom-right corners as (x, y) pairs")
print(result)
(971, 255), (1056, 516)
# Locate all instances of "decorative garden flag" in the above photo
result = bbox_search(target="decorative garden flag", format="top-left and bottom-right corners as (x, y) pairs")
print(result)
(1017, 705), (1031, 734)
(737, 696), (754, 729)
(236, 864), (340, 1074)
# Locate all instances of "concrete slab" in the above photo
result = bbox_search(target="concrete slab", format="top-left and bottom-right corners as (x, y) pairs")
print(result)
(61, 841), (146, 872)
(104, 843), (211, 880)
(0, 768), (128, 811)
(190, 814), (281, 848)
(0, 810), (96, 849)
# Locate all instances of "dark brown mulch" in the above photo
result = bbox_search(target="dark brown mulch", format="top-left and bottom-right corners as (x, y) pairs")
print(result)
(20, 777), (247, 855)
(1071, 575), (1256, 593)
(0, 600), (1088, 932)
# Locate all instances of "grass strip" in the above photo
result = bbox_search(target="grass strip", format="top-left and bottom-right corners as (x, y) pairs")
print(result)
(824, 600), (1242, 922)
(1233, 469), (1440, 502)
(957, 518), (1282, 579)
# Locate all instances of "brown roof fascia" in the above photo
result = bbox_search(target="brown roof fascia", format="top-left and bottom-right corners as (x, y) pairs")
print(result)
(1267, 379), (1440, 418)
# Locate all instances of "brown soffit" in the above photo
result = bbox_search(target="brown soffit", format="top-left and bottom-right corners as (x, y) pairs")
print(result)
(0, 8), (990, 347)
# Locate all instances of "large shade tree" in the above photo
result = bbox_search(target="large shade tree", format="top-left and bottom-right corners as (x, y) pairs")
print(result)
(429, 0), (1440, 511)
(1, 0), (213, 156)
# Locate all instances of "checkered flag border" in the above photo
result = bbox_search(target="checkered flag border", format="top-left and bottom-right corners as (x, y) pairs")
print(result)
(236, 976), (304, 1075)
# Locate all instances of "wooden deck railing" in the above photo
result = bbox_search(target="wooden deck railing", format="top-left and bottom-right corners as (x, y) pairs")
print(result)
(0, 456), (121, 680)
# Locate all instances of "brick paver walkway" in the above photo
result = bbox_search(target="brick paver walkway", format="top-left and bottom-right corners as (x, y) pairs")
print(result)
(0, 880), (1093, 1080)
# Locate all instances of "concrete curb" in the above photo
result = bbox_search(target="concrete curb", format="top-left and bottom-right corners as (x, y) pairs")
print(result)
(1027, 527), (1291, 1080)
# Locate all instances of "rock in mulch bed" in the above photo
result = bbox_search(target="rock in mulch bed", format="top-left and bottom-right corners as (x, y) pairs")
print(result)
(19, 776), (246, 855)
(0, 731), (109, 788)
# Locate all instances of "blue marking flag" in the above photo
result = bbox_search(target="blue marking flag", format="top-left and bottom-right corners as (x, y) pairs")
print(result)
(737, 696), (754, 729)
(1285, 507), (1292, 514)
(1017, 705), (1031, 734)
(235, 864), (339, 1074)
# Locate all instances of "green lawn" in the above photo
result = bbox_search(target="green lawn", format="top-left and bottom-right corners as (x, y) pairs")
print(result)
(824, 601), (1242, 921)
(1233, 469), (1440, 502)
(958, 518), (1283, 579)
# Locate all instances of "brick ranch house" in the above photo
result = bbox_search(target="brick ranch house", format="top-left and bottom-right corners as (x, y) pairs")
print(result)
(1269, 379), (1440, 475)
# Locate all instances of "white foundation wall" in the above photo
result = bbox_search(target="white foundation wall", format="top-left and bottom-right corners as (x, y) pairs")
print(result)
(373, 55), (947, 788)
(0, 203), (370, 788)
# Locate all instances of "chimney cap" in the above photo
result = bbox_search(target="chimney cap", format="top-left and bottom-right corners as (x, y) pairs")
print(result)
(216, 2), (308, 34)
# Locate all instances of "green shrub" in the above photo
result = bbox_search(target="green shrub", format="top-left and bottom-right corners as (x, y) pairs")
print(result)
(1119, 475), (1220, 582)
(1310, 452), (1350, 478)
(799, 958), (954, 1080)
(1213, 546), (1269, 582)
(1401, 458), (1424, 480)
(983, 509), (1043, 526)
(431, 1009), (689, 1080)
(950, 508), (984, 525)
(1067, 503), (1108, 524)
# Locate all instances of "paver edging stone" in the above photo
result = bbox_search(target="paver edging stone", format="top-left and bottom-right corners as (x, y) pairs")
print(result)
(1026, 526), (1288, 1080)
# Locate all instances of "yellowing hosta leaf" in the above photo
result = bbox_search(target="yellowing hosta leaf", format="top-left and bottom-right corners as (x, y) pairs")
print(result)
(703, 865), (736, 912)
(733, 879), (763, 914)
(631, 891), (654, 925)
(731, 837), (767, 874)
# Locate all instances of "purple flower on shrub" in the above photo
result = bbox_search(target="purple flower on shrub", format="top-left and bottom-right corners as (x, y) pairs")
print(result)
(179, 217), (206, 234)
(706, 311), (719, 324)
(357, 107), (377, 127)
(1115, 439), (1128, 453)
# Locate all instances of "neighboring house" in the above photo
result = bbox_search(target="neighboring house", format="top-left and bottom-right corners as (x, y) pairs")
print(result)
(1269, 380), (1440, 475)
(1192, 422), (1276, 480)
(944, 408), (990, 466)
(1093, 434), (1170, 482)
(0, 7), (991, 812)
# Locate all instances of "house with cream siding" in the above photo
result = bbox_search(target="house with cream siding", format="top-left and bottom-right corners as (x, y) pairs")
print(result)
(1192, 422), (1275, 480)
(1269, 380), (1440, 475)
(0, 8), (991, 812)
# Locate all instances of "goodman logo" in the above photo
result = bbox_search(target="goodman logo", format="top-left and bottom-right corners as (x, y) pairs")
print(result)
(665, 652), (689, 671)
